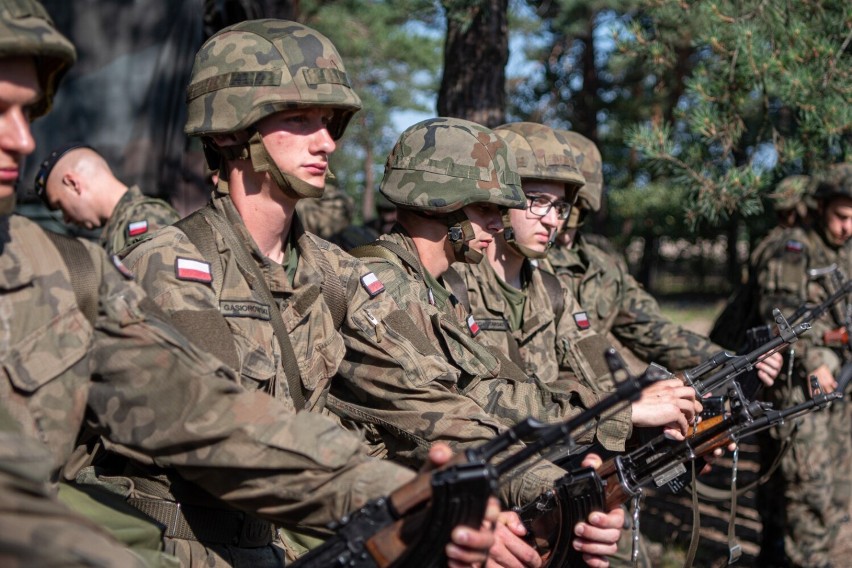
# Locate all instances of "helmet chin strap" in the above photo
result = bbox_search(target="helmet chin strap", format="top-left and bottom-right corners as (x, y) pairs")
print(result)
(501, 210), (548, 260)
(248, 132), (325, 199)
(0, 194), (15, 217)
(446, 210), (484, 264)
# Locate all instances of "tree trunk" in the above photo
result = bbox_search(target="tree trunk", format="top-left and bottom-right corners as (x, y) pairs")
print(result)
(362, 140), (375, 222)
(437, 0), (508, 127)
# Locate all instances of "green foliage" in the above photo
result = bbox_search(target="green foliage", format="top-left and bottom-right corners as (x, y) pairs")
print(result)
(300, 1), (443, 220)
(622, 0), (851, 226)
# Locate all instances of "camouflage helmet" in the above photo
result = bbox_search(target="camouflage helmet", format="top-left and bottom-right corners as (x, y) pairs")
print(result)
(380, 117), (524, 214)
(812, 163), (852, 203)
(0, 0), (76, 118)
(185, 19), (361, 140)
(559, 131), (603, 213)
(381, 117), (524, 264)
(493, 122), (585, 191)
(767, 175), (810, 212)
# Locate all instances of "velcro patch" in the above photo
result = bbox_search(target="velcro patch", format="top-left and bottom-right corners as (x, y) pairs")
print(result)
(573, 311), (590, 330)
(127, 220), (148, 237)
(220, 300), (271, 320)
(112, 255), (134, 279)
(175, 257), (212, 284)
(785, 240), (804, 253)
(361, 272), (385, 297)
(467, 314), (480, 337)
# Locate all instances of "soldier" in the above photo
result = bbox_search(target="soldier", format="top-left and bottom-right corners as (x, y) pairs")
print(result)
(345, 117), (706, 566)
(449, 122), (701, 434)
(113, 18), (620, 567)
(33, 143), (180, 254)
(751, 163), (852, 568)
(768, 174), (812, 230)
(545, 131), (781, 381)
(0, 2), (496, 566)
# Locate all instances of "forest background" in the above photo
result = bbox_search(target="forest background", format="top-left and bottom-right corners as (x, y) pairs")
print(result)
(23, 0), (852, 298)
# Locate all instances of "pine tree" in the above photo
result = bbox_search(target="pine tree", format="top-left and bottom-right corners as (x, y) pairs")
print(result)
(622, 0), (851, 226)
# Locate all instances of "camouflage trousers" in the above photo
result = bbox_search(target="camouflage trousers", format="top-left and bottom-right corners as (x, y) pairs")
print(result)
(779, 389), (852, 568)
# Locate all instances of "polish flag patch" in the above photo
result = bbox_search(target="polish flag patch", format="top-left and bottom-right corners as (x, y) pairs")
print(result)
(360, 272), (385, 297)
(573, 311), (591, 330)
(127, 220), (149, 237)
(175, 257), (212, 284)
(467, 314), (480, 337)
(785, 240), (804, 253)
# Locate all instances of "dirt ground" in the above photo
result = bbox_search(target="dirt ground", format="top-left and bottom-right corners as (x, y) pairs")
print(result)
(630, 302), (852, 567)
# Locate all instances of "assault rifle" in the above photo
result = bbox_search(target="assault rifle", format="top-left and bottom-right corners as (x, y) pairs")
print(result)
(292, 350), (656, 568)
(519, 376), (840, 567)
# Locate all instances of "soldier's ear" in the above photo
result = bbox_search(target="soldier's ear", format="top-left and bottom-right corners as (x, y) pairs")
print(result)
(62, 172), (83, 196)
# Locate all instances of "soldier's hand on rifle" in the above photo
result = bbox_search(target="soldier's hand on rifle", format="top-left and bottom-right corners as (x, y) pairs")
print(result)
(630, 378), (702, 440)
(570, 453), (625, 568)
(755, 351), (784, 387)
(809, 364), (837, 395)
(428, 443), (499, 568)
(484, 511), (543, 568)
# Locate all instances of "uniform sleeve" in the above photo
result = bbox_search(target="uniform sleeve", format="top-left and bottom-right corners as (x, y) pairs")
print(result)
(609, 271), (721, 370)
(329, 257), (565, 508)
(119, 227), (241, 371)
(84, 241), (415, 535)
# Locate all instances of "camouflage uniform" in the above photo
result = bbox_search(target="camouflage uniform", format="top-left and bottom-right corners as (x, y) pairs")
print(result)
(751, 174), (852, 567)
(454, 258), (635, 417)
(1, 213), (414, 561)
(350, 230), (630, 454)
(343, 119), (631, 467)
(0, 6), (415, 565)
(103, 21), (541, 564)
(547, 236), (721, 370)
(99, 184), (180, 256)
(543, 129), (721, 370)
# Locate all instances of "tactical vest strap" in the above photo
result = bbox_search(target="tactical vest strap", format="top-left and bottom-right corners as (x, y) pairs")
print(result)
(44, 231), (98, 326)
(178, 208), (307, 410)
(442, 266), (470, 312)
(538, 269), (565, 325)
(296, 231), (347, 331)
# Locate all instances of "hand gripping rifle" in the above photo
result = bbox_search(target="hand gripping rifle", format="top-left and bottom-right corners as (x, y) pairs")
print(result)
(519, 372), (840, 568)
(292, 349), (654, 568)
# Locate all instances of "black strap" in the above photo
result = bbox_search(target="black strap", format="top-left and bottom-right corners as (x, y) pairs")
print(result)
(297, 235), (347, 331)
(442, 267), (470, 313)
(44, 231), (98, 326)
(178, 209), (307, 410)
(538, 269), (565, 325)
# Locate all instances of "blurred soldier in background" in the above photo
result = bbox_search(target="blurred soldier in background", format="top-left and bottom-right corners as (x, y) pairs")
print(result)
(33, 142), (179, 254)
(750, 163), (852, 568)
(296, 181), (378, 250)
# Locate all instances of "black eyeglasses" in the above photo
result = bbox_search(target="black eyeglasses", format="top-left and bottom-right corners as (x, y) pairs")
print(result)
(526, 194), (572, 220)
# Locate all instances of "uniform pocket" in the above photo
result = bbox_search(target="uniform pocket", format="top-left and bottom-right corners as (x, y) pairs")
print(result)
(4, 308), (90, 393)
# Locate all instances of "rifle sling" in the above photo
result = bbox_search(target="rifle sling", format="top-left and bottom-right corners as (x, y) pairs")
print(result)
(184, 207), (307, 410)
